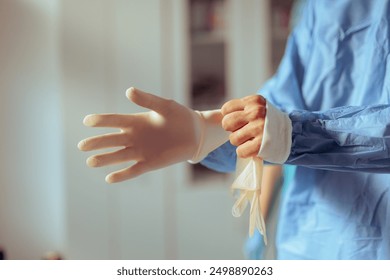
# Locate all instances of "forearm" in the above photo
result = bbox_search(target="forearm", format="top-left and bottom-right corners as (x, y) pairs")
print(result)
(285, 104), (390, 172)
(200, 141), (237, 173)
(260, 165), (283, 220)
(203, 103), (390, 174)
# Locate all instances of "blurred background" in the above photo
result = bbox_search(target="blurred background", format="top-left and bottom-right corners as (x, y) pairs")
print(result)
(0, 0), (295, 259)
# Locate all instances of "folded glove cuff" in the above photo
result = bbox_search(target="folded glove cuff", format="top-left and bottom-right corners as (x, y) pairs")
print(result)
(258, 101), (292, 164)
(189, 110), (230, 163)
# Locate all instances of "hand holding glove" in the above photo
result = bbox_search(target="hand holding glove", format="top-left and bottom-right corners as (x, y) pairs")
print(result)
(220, 94), (291, 242)
(221, 94), (292, 164)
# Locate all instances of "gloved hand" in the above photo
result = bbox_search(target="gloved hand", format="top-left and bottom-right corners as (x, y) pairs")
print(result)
(221, 95), (266, 158)
(221, 94), (291, 163)
(78, 88), (229, 183)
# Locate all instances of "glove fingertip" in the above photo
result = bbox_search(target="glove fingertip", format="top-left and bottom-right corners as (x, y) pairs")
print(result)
(105, 174), (116, 184)
(83, 114), (96, 127)
(126, 87), (150, 109)
(126, 87), (137, 101)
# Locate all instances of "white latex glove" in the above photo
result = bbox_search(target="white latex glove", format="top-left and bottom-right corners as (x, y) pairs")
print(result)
(78, 88), (229, 183)
(231, 157), (267, 244)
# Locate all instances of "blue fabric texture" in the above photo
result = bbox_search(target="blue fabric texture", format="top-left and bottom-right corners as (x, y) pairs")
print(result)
(244, 229), (266, 260)
(201, 0), (390, 259)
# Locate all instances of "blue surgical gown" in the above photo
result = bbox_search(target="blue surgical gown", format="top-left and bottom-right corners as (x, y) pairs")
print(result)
(202, 0), (390, 259)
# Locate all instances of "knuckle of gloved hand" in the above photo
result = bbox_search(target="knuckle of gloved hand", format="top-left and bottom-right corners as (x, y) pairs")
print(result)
(239, 140), (260, 158)
(245, 106), (265, 122)
(229, 129), (245, 146)
(164, 98), (178, 112)
(245, 94), (265, 106)
(251, 119), (265, 135)
(164, 98), (174, 106)
(221, 99), (236, 116)
(222, 114), (234, 131)
(254, 137), (262, 151)
(253, 94), (266, 105)
(220, 103), (229, 116)
(229, 132), (238, 146)
(236, 145), (252, 158)
(221, 116), (229, 131)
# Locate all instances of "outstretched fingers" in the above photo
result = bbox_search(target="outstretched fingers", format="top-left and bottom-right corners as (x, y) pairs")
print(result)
(83, 113), (135, 128)
(78, 133), (131, 151)
(126, 87), (170, 114)
(105, 162), (149, 183)
(86, 147), (139, 168)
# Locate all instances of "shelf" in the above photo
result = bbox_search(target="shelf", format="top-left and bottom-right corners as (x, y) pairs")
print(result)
(191, 30), (225, 46)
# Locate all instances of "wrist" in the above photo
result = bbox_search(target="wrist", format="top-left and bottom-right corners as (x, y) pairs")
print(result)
(189, 110), (230, 163)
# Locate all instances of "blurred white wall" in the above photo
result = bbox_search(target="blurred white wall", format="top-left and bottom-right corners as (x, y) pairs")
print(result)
(0, 0), (65, 259)
(0, 0), (271, 260)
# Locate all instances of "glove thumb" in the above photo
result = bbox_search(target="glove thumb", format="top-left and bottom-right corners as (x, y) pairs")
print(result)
(126, 87), (168, 114)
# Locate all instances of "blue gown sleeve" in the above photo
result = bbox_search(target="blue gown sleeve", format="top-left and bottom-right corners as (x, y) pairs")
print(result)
(200, 141), (237, 173)
(286, 105), (390, 172)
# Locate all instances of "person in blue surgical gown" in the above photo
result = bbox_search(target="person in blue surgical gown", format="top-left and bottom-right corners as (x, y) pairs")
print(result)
(202, 0), (390, 259)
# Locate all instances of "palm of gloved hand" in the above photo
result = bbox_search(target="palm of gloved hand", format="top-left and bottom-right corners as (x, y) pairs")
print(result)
(78, 88), (199, 183)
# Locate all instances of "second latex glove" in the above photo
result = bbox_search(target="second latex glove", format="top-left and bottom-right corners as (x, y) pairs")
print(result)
(78, 88), (229, 183)
(231, 157), (267, 244)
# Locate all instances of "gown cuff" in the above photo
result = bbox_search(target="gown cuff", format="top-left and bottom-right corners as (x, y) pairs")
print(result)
(258, 101), (292, 164)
